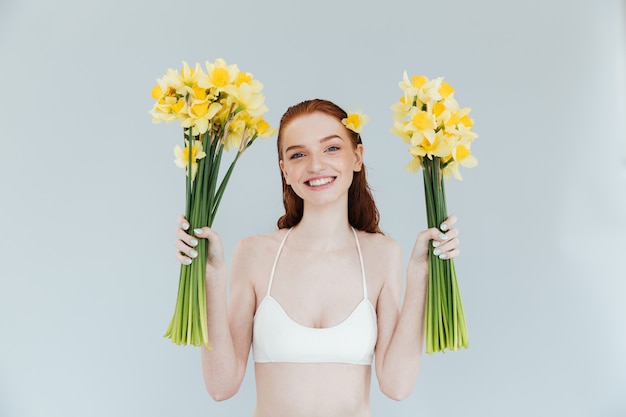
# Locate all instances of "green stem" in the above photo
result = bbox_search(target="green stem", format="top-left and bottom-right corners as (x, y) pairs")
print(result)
(185, 129), (193, 219)
(211, 151), (242, 224)
(421, 156), (469, 353)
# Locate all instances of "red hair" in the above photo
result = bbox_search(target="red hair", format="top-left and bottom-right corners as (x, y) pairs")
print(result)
(276, 99), (382, 234)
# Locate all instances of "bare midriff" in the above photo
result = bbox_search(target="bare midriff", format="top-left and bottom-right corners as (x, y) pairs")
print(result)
(253, 362), (372, 417)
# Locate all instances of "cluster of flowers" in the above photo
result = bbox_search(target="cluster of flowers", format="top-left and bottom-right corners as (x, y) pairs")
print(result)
(150, 59), (276, 180)
(391, 71), (478, 180)
(391, 71), (476, 354)
(150, 59), (275, 348)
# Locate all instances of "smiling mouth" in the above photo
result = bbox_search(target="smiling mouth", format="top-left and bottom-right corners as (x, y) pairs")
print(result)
(306, 177), (336, 187)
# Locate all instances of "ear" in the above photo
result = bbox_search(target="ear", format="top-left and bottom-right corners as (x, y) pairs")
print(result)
(279, 160), (290, 185)
(353, 144), (364, 172)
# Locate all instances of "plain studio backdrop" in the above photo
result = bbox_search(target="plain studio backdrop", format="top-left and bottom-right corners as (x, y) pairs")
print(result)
(0, 0), (624, 416)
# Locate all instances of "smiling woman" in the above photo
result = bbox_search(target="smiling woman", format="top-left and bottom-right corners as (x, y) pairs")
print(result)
(279, 114), (364, 213)
(276, 100), (381, 233)
(2, 1), (625, 416)
(173, 98), (461, 417)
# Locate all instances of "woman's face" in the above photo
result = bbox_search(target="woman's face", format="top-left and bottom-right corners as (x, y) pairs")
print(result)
(279, 112), (363, 208)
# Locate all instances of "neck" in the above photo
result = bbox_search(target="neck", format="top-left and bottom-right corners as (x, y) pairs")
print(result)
(293, 199), (353, 250)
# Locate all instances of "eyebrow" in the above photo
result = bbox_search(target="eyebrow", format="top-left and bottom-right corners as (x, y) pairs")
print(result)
(284, 135), (344, 153)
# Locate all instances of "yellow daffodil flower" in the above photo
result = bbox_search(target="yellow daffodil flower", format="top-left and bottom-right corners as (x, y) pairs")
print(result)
(447, 122), (478, 145)
(224, 116), (247, 151)
(443, 145), (477, 180)
(409, 130), (454, 160)
(438, 81), (454, 98)
(390, 120), (412, 144)
(234, 72), (264, 94)
(254, 118), (276, 138)
(202, 58), (239, 91)
(405, 156), (422, 173)
(180, 99), (222, 136)
(150, 95), (187, 124)
(404, 109), (436, 145)
(149, 73), (186, 124)
(173, 139), (207, 181)
(231, 82), (268, 117)
(391, 97), (413, 122)
(167, 62), (205, 97)
(399, 71), (428, 99)
(442, 160), (461, 180)
(416, 77), (445, 105)
(342, 111), (370, 134)
(453, 144), (478, 168)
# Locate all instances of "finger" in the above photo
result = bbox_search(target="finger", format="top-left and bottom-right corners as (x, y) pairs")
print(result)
(193, 227), (222, 247)
(442, 227), (459, 240)
(174, 228), (196, 265)
(175, 238), (199, 258)
(439, 215), (457, 232)
(433, 237), (460, 255)
(436, 247), (460, 260)
(430, 227), (453, 244)
(175, 251), (193, 265)
(177, 215), (190, 230)
(175, 226), (199, 248)
(431, 226), (458, 243)
(431, 228), (459, 254)
(193, 226), (217, 239)
(194, 227), (226, 260)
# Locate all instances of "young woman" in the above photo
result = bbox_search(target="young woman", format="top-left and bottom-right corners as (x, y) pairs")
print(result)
(174, 99), (460, 417)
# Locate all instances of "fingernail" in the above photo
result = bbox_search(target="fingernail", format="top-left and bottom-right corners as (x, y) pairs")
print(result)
(440, 223), (448, 231)
(189, 250), (198, 258)
(439, 253), (447, 260)
(439, 233), (448, 240)
(432, 241), (440, 248)
(183, 258), (192, 265)
(182, 222), (189, 230)
(190, 239), (198, 247)
(433, 248), (441, 256)
(194, 228), (203, 235)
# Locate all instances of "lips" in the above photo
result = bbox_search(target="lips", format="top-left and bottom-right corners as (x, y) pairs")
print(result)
(306, 177), (335, 187)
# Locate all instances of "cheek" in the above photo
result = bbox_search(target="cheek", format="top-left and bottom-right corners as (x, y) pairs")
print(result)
(281, 162), (300, 185)
(342, 156), (360, 172)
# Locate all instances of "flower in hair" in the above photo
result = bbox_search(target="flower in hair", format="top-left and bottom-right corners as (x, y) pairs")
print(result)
(342, 111), (370, 134)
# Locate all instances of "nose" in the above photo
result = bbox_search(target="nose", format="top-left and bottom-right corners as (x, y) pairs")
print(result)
(307, 153), (325, 172)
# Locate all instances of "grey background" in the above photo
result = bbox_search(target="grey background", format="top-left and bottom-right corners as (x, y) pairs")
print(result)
(1, 0), (625, 416)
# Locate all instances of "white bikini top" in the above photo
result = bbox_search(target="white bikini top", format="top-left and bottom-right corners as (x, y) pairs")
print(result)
(252, 227), (377, 365)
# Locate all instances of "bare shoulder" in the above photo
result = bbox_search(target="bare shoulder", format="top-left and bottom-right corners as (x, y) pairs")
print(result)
(230, 229), (290, 291)
(356, 230), (403, 291)
(233, 228), (288, 260)
(355, 230), (403, 261)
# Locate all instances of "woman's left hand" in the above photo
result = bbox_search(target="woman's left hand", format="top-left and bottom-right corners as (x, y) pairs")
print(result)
(409, 215), (460, 276)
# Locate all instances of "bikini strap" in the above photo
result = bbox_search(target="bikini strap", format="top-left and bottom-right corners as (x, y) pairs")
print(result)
(266, 228), (293, 297)
(351, 227), (368, 299)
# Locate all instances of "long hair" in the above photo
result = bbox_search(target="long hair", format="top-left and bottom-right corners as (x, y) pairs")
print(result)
(276, 99), (382, 234)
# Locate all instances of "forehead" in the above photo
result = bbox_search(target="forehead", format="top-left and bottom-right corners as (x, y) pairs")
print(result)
(282, 112), (347, 145)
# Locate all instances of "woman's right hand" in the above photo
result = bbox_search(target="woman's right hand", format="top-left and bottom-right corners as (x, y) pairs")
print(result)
(175, 216), (227, 275)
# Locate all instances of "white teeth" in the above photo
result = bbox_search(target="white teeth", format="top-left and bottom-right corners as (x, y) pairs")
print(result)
(308, 177), (334, 187)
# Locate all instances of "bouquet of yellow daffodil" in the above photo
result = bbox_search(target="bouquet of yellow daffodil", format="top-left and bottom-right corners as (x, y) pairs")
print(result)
(150, 59), (276, 348)
(391, 71), (477, 354)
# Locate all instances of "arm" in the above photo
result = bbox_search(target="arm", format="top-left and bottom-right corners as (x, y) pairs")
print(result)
(175, 220), (256, 401)
(374, 216), (460, 400)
